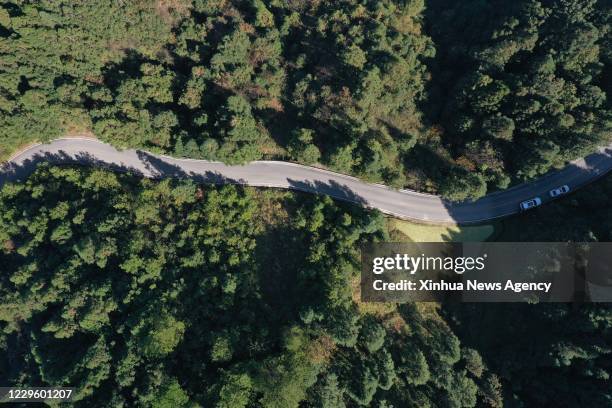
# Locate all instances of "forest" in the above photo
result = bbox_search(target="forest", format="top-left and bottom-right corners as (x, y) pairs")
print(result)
(1, 165), (611, 407)
(0, 165), (490, 407)
(0, 0), (609, 200)
(447, 172), (612, 407)
(0, 0), (610, 406)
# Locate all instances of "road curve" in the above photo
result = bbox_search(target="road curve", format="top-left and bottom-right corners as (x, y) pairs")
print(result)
(1, 138), (611, 224)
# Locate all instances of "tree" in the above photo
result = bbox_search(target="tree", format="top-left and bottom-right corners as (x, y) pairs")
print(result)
(287, 128), (321, 164)
(439, 168), (487, 201)
(215, 95), (264, 163)
(216, 372), (252, 408)
(140, 314), (186, 358)
(359, 317), (386, 353)
(210, 333), (233, 363)
(399, 347), (430, 386)
(152, 379), (192, 408)
(482, 115), (515, 141)
(310, 374), (346, 408)
(343, 44), (367, 69)
(462, 348), (485, 378)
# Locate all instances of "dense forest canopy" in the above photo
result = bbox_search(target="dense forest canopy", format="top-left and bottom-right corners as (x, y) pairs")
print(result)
(0, 0), (609, 200)
(0, 165), (491, 407)
(1, 166), (611, 407)
(446, 173), (612, 407)
(500, 169), (612, 241)
(0, 2), (610, 405)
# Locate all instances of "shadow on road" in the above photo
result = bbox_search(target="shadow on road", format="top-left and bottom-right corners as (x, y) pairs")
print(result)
(287, 178), (367, 206)
(136, 150), (245, 185)
(1, 149), (247, 190)
(439, 146), (612, 224)
(2, 145), (610, 224)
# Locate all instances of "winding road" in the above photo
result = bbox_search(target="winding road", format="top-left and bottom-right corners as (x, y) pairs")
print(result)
(1, 137), (611, 224)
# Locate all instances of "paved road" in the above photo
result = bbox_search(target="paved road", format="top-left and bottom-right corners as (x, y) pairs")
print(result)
(1, 138), (611, 224)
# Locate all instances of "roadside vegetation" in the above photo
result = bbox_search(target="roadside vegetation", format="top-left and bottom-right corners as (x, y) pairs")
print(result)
(444, 172), (612, 407)
(0, 0), (609, 201)
(0, 165), (496, 407)
(1, 166), (610, 407)
(0, 0), (610, 405)
(498, 173), (612, 241)
(387, 218), (497, 242)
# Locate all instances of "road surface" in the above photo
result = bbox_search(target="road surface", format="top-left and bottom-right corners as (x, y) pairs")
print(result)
(1, 138), (611, 224)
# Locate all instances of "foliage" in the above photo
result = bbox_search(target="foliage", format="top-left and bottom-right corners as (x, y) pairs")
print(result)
(444, 172), (612, 407)
(0, 165), (504, 407)
(428, 0), (611, 194)
(500, 173), (612, 241)
(0, 0), (175, 158)
(0, 0), (609, 200)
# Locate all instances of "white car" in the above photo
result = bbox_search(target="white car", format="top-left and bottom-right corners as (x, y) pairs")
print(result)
(549, 185), (570, 198)
(520, 197), (542, 211)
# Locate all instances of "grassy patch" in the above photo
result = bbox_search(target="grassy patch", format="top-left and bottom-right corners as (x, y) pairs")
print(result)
(351, 276), (397, 317)
(387, 218), (497, 242)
